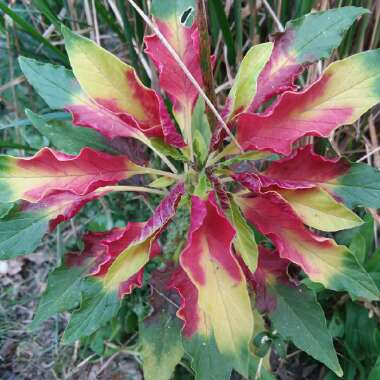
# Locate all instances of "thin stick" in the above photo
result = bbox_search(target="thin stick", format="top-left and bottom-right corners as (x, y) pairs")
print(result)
(91, 0), (100, 44)
(262, 0), (284, 32)
(126, 0), (243, 152)
(255, 358), (264, 380)
(356, 146), (380, 163)
(147, 141), (178, 173)
(101, 185), (165, 195)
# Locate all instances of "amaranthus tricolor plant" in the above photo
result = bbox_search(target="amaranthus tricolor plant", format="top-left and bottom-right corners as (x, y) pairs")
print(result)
(2, 1), (380, 378)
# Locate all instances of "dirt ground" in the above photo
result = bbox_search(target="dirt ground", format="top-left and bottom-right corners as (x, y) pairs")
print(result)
(0, 251), (142, 380)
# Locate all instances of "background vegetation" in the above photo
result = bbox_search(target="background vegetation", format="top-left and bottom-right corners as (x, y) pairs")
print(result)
(1, 0), (380, 379)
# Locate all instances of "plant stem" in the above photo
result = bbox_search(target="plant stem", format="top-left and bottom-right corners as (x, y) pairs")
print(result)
(101, 185), (165, 195)
(141, 167), (183, 180)
(143, 138), (178, 173)
(196, 0), (218, 131)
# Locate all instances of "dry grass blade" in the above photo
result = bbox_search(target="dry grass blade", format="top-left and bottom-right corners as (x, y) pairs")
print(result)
(262, 0), (284, 32)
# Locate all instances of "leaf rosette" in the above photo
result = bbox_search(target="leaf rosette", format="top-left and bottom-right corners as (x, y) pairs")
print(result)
(3, 2), (380, 379)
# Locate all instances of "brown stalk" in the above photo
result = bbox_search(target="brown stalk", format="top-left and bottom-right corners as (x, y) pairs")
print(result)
(196, 0), (218, 131)
(368, 114), (380, 168)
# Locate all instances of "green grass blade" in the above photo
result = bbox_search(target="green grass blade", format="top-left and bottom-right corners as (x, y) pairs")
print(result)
(233, 0), (243, 64)
(94, 0), (126, 42)
(117, 0), (150, 85)
(32, 0), (62, 32)
(209, 0), (236, 65)
(0, 1), (68, 64)
(0, 112), (71, 130)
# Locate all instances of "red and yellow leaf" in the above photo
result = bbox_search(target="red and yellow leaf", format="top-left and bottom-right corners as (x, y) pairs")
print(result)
(246, 248), (342, 376)
(260, 145), (380, 208)
(170, 267), (235, 380)
(245, 247), (291, 314)
(68, 223), (160, 296)
(0, 189), (108, 260)
(0, 147), (144, 203)
(99, 183), (185, 297)
(145, 0), (202, 144)
(234, 170), (363, 231)
(235, 191), (379, 300)
(249, 7), (368, 112)
(237, 49), (380, 155)
(63, 183), (185, 343)
(276, 187), (363, 232)
(19, 56), (185, 148)
(178, 193), (253, 376)
(61, 26), (184, 147)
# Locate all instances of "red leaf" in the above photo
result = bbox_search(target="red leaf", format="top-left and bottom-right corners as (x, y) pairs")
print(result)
(68, 223), (161, 295)
(248, 30), (301, 113)
(145, 24), (202, 119)
(260, 145), (349, 189)
(72, 183), (185, 297)
(245, 247), (291, 313)
(236, 71), (353, 155)
(237, 49), (380, 155)
(169, 266), (201, 337)
(21, 189), (109, 231)
(3, 147), (144, 203)
(235, 190), (379, 300)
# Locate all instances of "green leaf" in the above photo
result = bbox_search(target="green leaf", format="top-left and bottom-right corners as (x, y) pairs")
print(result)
(349, 234), (367, 265)
(336, 213), (374, 261)
(369, 356), (380, 380)
(332, 162), (380, 209)
(32, 0), (62, 32)
(150, 138), (187, 162)
(63, 278), (120, 344)
(18, 56), (82, 109)
(151, 0), (195, 23)
(26, 110), (116, 155)
(149, 177), (176, 189)
(228, 42), (273, 118)
(208, 0), (236, 64)
(343, 302), (380, 360)
(185, 334), (233, 380)
(193, 171), (211, 198)
(140, 306), (184, 380)
(140, 266), (185, 380)
(269, 285), (343, 377)
(0, 206), (49, 260)
(192, 98), (211, 164)
(0, 203), (14, 219)
(285, 6), (369, 64)
(229, 199), (258, 273)
(212, 143), (272, 167)
(30, 264), (84, 329)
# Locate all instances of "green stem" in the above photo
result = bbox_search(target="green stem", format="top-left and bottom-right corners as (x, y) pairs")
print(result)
(137, 134), (178, 173)
(148, 143), (178, 174)
(140, 167), (183, 180)
(206, 142), (239, 166)
(101, 185), (165, 195)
